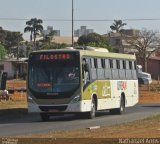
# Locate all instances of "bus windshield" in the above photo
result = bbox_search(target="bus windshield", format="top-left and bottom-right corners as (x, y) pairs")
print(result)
(28, 52), (80, 93)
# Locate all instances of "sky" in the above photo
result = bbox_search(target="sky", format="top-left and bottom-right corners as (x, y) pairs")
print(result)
(1, 0), (160, 40)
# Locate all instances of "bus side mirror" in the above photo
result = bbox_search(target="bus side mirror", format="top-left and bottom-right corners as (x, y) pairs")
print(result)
(84, 63), (89, 72)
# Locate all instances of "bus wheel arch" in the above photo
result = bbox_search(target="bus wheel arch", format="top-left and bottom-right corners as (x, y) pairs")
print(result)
(119, 92), (125, 114)
(121, 92), (126, 108)
(87, 94), (97, 119)
(110, 93), (125, 115)
(92, 94), (97, 111)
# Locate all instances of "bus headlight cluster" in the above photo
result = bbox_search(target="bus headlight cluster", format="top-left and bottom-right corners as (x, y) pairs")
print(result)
(71, 95), (80, 104)
(27, 96), (35, 104)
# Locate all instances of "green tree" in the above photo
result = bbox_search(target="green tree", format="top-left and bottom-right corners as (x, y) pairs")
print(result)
(24, 18), (43, 47)
(110, 20), (127, 52)
(110, 20), (127, 33)
(0, 27), (23, 57)
(5, 32), (23, 47)
(5, 32), (23, 57)
(0, 44), (7, 59)
(77, 33), (112, 51)
(41, 42), (68, 50)
(0, 27), (7, 45)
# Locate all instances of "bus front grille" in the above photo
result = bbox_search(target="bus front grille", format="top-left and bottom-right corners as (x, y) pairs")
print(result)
(39, 105), (68, 112)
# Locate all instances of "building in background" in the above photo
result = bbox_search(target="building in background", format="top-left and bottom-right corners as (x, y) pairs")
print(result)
(103, 29), (140, 53)
(51, 36), (78, 45)
(74, 26), (94, 37)
(0, 59), (27, 79)
(42, 26), (60, 37)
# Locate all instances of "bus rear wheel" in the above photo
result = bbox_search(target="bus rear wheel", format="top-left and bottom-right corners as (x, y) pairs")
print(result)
(110, 96), (125, 115)
(118, 96), (125, 114)
(40, 113), (50, 121)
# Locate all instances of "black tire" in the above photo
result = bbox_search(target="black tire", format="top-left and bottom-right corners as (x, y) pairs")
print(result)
(87, 98), (96, 119)
(109, 96), (125, 115)
(118, 96), (125, 114)
(138, 78), (144, 85)
(109, 109), (117, 115)
(40, 113), (50, 121)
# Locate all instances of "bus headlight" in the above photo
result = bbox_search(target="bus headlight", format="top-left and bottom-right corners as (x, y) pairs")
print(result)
(27, 96), (35, 104)
(71, 95), (80, 104)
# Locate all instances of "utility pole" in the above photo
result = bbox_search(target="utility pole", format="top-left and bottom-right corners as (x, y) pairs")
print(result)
(72, 0), (74, 47)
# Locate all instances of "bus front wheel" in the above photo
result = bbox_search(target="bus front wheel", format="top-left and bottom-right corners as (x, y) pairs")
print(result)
(87, 98), (96, 119)
(40, 113), (50, 121)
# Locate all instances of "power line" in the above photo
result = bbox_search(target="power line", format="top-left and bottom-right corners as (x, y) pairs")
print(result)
(44, 18), (160, 22)
(1, 17), (160, 22)
(0, 18), (28, 21)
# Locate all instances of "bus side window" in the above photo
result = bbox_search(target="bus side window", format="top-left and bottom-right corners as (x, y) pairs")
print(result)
(101, 59), (105, 68)
(90, 58), (97, 80)
(112, 59), (119, 80)
(123, 60), (126, 69)
(109, 59), (113, 68)
(97, 58), (105, 79)
(116, 60), (120, 69)
(119, 60), (126, 80)
(104, 59), (112, 79)
(82, 58), (90, 85)
(129, 61), (132, 69)
(126, 61), (132, 80)
(132, 61), (137, 80)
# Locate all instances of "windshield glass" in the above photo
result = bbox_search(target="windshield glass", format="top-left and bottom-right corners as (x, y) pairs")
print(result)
(28, 52), (80, 93)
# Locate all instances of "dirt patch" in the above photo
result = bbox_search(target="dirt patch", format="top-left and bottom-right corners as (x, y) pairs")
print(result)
(26, 115), (159, 138)
(0, 101), (27, 109)
(139, 91), (160, 103)
(13, 115), (160, 144)
(139, 81), (160, 104)
(6, 80), (26, 90)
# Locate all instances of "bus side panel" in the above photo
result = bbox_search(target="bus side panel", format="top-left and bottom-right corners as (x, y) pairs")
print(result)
(81, 81), (98, 112)
(97, 80), (113, 110)
(110, 80), (122, 108)
(82, 80), (119, 111)
(132, 80), (139, 106)
(126, 80), (139, 106)
(111, 80), (139, 107)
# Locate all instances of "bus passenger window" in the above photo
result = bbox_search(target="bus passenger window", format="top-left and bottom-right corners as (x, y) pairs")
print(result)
(129, 61), (132, 69)
(82, 58), (90, 85)
(123, 60), (126, 69)
(109, 59), (113, 68)
(94, 58), (97, 68)
(116, 60), (120, 69)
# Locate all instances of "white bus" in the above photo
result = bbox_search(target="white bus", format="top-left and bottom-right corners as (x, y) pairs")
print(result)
(27, 47), (139, 121)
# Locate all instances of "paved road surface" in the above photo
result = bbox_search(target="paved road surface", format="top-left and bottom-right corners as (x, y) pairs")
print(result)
(0, 103), (159, 136)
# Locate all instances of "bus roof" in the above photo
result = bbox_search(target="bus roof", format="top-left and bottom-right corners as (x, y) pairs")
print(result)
(30, 48), (136, 60)
(79, 50), (135, 60)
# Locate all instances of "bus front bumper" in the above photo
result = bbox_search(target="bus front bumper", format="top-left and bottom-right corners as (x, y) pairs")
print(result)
(28, 100), (92, 113)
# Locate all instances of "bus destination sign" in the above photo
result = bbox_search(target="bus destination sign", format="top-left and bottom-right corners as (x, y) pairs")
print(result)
(35, 53), (73, 61)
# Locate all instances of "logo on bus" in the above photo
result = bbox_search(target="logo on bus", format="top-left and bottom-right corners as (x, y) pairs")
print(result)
(117, 81), (127, 91)
(102, 83), (110, 97)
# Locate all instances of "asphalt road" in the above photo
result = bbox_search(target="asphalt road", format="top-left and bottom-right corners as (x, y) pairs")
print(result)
(0, 103), (159, 136)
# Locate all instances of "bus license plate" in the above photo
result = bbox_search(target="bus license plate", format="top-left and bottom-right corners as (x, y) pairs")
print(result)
(48, 109), (59, 112)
